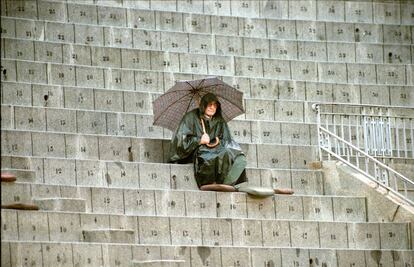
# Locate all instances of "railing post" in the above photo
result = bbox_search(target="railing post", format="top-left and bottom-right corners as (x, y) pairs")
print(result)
(356, 114), (361, 168)
(403, 119), (408, 158)
(312, 103), (322, 162)
(411, 119), (414, 159)
(364, 116), (369, 155)
(386, 116), (392, 157)
(396, 117), (400, 157)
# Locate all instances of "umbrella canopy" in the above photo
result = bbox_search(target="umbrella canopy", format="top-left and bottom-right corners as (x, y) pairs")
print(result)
(153, 77), (244, 132)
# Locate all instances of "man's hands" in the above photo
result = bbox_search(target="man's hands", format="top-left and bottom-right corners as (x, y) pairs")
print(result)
(200, 133), (210, 145)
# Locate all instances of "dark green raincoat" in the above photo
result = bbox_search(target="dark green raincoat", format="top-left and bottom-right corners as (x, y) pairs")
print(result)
(169, 96), (246, 187)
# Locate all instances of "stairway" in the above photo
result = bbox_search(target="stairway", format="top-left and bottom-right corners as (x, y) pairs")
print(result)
(1, 0), (413, 266)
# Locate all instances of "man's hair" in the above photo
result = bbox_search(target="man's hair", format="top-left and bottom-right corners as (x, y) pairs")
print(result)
(199, 93), (222, 117)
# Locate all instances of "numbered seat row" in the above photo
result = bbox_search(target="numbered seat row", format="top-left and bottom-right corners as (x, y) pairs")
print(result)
(0, 84), (318, 123)
(1, 155), (324, 195)
(3, 0), (413, 30)
(2, 81), (412, 125)
(2, 25), (413, 62)
(2, 73), (413, 107)
(3, 241), (413, 267)
(0, 81), (322, 124)
(11, 104), (409, 158)
(1, 107), (411, 151)
(2, 53), (413, 86)
(2, 183), (363, 220)
(3, 13), (412, 46)
(1, 104), (321, 145)
(1, 210), (410, 249)
(2, 16), (412, 59)
(1, 130), (319, 170)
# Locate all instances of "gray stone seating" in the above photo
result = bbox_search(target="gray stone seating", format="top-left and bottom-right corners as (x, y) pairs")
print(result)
(2, 241), (413, 267)
(1, 82), (413, 127)
(3, 1), (413, 30)
(1, 129), (320, 169)
(2, 25), (413, 62)
(3, 80), (412, 113)
(33, 197), (86, 212)
(390, 160), (414, 183)
(132, 260), (185, 267)
(83, 229), (136, 244)
(1, 183), (366, 221)
(1, 209), (410, 249)
(2, 155), (324, 194)
(2, 106), (413, 147)
(4, 0), (414, 23)
(2, 0), (413, 266)
(2, 80), (413, 109)
(1, 104), (320, 145)
(2, 52), (413, 87)
(0, 165), (87, 213)
(2, 18), (412, 63)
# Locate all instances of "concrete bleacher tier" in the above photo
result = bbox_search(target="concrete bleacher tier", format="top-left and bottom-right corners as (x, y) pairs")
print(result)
(1, 0), (413, 266)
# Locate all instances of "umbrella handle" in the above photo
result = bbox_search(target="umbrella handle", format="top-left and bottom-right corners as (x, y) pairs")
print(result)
(200, 118), (220, 148)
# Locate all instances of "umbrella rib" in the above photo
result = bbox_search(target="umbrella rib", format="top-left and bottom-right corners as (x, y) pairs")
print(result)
(202, 87), (245, 113)
(153, 91), (194, 123)
(155, 78), (220, 101)
(185, 81), (196, 90)
(197, 78), (207, 88)
(154, 77), (244, 128)
(185, 93), (197, 117)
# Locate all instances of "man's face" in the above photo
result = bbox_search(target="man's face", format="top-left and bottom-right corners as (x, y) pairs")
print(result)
(205, 101), (218, 117)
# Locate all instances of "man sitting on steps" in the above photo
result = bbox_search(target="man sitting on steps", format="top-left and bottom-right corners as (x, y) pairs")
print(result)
(169, 93), (293, 196)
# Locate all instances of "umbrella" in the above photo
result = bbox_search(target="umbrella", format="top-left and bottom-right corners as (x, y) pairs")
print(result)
(153, 77), (244, 132)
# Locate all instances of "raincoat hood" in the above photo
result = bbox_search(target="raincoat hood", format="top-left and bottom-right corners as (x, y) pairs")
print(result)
(199, 93), (222, 118)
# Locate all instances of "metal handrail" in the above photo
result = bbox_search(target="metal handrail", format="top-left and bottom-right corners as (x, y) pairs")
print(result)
(312, 102), (414, 110)
(318, 126), (414, 206)
(318, 112), (413, 119)
(314, 103), (414, 206)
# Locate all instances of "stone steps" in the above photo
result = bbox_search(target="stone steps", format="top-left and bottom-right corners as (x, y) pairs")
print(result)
(132, 260), (186, 267)
(33, 197), (86, 212)
(2, 80), (411, 130)
(2, 1), (413, 266)
(2, 55), (413, 89)
(1, 129), (319, 171)
(1, 155), (324, 195)
(83, 229), (135, 244)
(2, 33), (413, 66)
(2, 182), (367, 221)
(3, 2), (413, 33)
(2, 209), (410, 250)
(2, 76), (413, 110)
(1, 104), (321, 146)
(2, 241), (413, 267)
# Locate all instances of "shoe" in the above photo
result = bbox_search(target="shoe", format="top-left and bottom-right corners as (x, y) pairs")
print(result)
(273, 188), (294, 195)
(1, 203), (39, 210)
(235, 182), (275, 197)
(1, 172), (16, 182)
